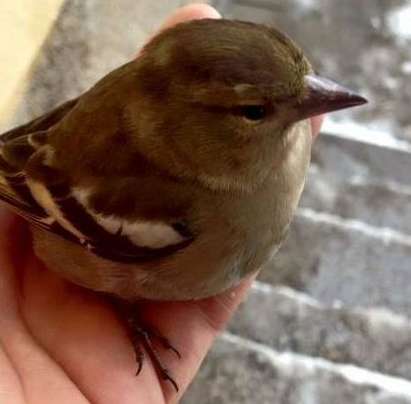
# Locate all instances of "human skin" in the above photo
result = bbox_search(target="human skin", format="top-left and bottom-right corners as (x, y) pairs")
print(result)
(0, 4), (323, 404)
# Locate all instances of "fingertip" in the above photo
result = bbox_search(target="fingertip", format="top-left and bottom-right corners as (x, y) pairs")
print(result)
(311, 114), (324, 140)
(159, 3), (221, 31)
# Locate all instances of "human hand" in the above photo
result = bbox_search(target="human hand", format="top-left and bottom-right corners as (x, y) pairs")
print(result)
(0, 5), (324, 404)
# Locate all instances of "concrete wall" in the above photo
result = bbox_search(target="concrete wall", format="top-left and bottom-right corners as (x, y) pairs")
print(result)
(0, 0), (64, 128)
(0, 0), (207, 131)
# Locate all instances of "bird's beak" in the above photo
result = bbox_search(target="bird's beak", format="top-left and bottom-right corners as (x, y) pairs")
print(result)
(294, 75), (367, 121)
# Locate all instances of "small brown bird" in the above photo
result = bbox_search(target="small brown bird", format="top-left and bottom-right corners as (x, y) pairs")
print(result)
(0, 19), (366, 390)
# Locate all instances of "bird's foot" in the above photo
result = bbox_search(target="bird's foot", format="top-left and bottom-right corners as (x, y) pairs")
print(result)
(112, 299), (181, 392)
(128, 320), (180, 392)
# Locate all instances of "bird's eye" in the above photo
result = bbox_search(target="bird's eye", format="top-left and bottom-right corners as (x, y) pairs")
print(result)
(239, 105), (267, 121)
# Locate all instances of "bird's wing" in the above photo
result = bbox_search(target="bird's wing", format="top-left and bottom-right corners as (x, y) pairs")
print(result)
(0, 98), (80, 230)
(0, 98), (79, 143)
(0, 103), (193, 263)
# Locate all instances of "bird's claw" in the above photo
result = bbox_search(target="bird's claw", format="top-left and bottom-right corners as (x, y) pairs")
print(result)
(110, 298), (181, 392)
(130, 324), (180, 392)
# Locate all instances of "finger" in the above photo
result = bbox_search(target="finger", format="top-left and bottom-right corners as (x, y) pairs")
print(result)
(20, 253), (164, 404)
(140, 275), (255, 402)
(159, 4), (221, 31)
(311, 114), (324, 139)
(0, 209), (31, 321)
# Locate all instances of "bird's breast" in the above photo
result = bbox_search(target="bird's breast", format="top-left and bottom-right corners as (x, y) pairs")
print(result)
(215, 120), (312, 279)
(153, 120), (313, 299)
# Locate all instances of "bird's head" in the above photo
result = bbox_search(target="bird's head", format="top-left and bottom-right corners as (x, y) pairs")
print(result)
(126, 19), (366, 191)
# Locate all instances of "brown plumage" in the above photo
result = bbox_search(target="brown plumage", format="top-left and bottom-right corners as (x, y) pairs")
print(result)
(0, 19), (366, 389)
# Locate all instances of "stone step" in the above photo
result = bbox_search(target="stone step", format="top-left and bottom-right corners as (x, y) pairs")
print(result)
(229, 282), (411, 380)
(183, 333), (411, 404)
(300, 133), (411, 234)
(258, 209), (411, 317)
(301, 165), (411, 236)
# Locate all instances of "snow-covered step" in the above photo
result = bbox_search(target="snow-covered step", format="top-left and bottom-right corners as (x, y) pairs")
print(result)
(183, 333), (411, 404)
(229, 282), (411, 380)
(298, 132), (411, 236)
(301, 165), (411, 236)
(259, 211), (411, 317)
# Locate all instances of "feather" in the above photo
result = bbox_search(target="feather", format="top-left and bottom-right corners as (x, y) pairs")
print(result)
(0, 100), (194, 263)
